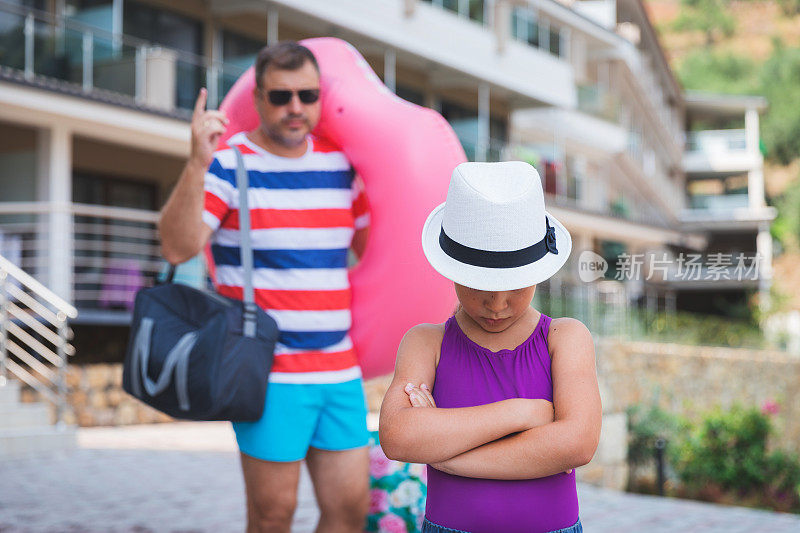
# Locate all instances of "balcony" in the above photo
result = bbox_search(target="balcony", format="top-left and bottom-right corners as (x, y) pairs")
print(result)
(0, 202), (205, 324)
(577, 84), (620, 124)
(684, 129), (761, 174)
(688, 193), (749, 212)
(272, 0), (575, 108)
(0, 2), (244, 113)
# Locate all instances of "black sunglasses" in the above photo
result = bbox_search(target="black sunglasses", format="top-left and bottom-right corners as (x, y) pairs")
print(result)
(264, 89), (320, 106)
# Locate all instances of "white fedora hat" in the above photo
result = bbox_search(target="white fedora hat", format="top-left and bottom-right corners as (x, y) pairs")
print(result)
(421, 161), (572, 291)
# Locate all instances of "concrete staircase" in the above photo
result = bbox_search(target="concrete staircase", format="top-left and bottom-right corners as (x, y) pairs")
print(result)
(0, 379), (76, 459)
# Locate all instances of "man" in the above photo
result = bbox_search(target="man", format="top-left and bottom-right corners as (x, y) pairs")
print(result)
(159, 42), (370, 533)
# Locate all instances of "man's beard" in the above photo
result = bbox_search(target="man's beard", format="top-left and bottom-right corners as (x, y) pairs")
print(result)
(265, 116), (310, 148)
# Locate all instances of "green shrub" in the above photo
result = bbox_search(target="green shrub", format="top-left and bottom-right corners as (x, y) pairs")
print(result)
(670, 405), (800, 512)
(627, 403), (686, 468)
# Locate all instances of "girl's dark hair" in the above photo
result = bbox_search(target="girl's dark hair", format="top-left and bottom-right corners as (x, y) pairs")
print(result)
(255, 41), (319, 89)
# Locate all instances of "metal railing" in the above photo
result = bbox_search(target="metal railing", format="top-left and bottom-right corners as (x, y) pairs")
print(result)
(0, 202), (206, 315)
(686, 129), (749, 154)
(0, 1), (246, 111)
(0, 253), (77, 424)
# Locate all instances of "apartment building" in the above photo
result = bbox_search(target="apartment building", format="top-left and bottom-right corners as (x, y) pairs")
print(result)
(0, 0), (771, 342)
(676, 92), (774, 314)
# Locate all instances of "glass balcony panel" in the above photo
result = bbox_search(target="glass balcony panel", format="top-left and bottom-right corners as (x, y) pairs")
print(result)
(219, 62), (248, 105)
(0, 12), (26, 71)
(175, 57), (204, 111)
(689, 193), (749, 211)
(91, 33), (136, 97)
(687, 130), (748, 154)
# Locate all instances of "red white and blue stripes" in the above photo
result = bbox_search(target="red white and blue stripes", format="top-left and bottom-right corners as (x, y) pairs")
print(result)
(202, 132), (368, 384)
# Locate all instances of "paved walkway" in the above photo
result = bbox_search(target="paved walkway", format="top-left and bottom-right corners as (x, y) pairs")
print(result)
(2, 423), (800, 532)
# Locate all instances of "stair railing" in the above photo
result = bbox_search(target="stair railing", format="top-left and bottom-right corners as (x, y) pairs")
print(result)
(0, 253), (78, 425)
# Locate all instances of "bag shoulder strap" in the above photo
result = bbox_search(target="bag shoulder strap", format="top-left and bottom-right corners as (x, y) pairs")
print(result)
(232, 145), (257, 338)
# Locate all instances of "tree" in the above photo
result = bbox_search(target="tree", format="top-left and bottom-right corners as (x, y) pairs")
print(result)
(758, 40), (800, 165)
(672, 0), (736, 46)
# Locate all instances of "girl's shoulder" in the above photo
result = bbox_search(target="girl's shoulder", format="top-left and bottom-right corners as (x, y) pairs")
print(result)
(399, 322), (447, 367)
(546, 317), (593, 352)
(402, 322), (446, 346)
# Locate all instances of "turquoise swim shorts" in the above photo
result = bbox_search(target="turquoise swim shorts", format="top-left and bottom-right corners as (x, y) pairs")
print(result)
(232, 378), (370, 462)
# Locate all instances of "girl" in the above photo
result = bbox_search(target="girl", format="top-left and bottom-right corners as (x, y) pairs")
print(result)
(379, 161), (601, 533)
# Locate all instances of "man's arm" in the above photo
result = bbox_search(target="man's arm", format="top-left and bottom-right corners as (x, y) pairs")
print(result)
(378, 324), (547, 465)
(431, 318), (602, 480)
(350, 175), (369, 260)
(159, 88), (228, 264)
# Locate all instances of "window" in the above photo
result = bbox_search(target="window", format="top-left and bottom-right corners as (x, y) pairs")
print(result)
(550, 25), (561, 57)
(73, 173), (157, 210)
(123, 2), (202, 55)
(468, 0), (485, 23)
(122, 2), (203, 110)
(396, 85), (425, 106)
(511, 8), (566, 58)
(511, 7), (538, 48)
(65, 0), (112, 32)
(422, 0), (486, 24)
(440, 99), (507, 161)
(565, 156), (584, 201)
(221, 30), (263, 99)
(600, 240), (627, 280)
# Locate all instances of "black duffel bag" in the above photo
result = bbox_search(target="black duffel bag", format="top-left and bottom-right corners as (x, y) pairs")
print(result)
(123, 146), (278, 421)
(122, 272), (278, 421)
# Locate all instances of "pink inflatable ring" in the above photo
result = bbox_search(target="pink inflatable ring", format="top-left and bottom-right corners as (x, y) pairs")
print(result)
(216, 38), (464, 379)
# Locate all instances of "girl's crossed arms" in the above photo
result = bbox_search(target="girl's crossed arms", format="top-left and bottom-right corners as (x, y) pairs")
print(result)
(378, 317), (601, 481)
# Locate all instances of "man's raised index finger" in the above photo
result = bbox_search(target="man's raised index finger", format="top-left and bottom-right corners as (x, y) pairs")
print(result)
(193, 88), (207, 118)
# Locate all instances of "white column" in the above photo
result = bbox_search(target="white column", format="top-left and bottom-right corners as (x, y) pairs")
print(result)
(745, 107), (765, 209)
(112, 0), (123, 55)
(493, 0), (509, 53)
(38, 126), (73, 302)
(477, 82), (490, 162)
(205, 19), (222, 108)
(745, 107), (760, 155)
(384, 48), (396, 93)
(144, 47), (177, 111)
(484, 0), (495, 27)
(748, 167), (766, 209)
(757, 221), (773, 310)
(267, 9), (279, 46)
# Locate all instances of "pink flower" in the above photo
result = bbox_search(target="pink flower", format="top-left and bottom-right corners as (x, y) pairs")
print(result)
(369, 489), (389, 514)
(378, 512), (407, 533)
(761, 400), (780, 416)
(370, 445), (393, 478)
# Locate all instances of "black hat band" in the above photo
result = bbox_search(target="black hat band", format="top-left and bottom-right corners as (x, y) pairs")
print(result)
(439, 217), (558, 269)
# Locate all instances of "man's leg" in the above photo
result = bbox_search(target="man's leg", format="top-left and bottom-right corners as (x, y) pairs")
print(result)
(240, 453), (301, 533)
(233, 382), (321, 532)
(305, 446), (370, 533)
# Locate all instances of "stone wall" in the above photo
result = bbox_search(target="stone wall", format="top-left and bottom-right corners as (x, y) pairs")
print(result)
(596, 339), (800, 453)
(21, 364), (173, 426)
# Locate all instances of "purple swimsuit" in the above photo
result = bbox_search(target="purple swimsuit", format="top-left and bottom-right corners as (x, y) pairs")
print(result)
(425, 313), (579, 533)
